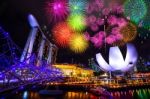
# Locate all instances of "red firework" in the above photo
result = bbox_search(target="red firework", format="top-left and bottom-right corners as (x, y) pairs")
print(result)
(52, 22), (74, 47)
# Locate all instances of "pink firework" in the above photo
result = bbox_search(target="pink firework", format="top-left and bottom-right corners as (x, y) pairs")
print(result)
(112, 5), (124, 14)
(111, 27), (121, 34)
(117, 18), (127, 27)
(88, 15), (97, 24)
(45, 0), (69, 23)
(84, 31), (90, 41)
(102, 8), (110, 16)
(85, 3), (94, 14)
(95, 0), (104, 9)
(96, 18), (104, 26)
(98, 31), (106, 36)
(107, 15), (118, 26)
(115, 33), (123, 40)
(90, 23), (99, 32)
(90, 31), (105, 47)
(106, 35), (116, 44)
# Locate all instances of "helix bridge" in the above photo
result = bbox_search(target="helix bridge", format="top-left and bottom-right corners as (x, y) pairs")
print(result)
(0, 14), (63, 92)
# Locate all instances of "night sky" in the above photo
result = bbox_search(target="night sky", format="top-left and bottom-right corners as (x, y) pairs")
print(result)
(0, 0), (150, 65)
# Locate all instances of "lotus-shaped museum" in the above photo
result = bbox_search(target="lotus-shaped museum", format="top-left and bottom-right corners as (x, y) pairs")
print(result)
(96, 43), (138, 72)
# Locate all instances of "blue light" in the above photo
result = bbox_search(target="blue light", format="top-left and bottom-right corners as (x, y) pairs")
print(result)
(69, 0), (86, 14)
(23, 91), (28, 99)
(145, 62), (150, 66)
(28, 14), (39, 28)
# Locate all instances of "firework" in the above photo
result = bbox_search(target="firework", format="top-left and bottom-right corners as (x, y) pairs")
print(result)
(90, 31), (105, 48)
(69, 0), (86, 14)
(67, 14), (86, 31)
(90, 24), (99, 32)
(96, 18), (104, 26)
(84, 32), (90, 41)
(117, 18), (127, 27)
(52, 22), (74, 47)
(111, 5), (124, 14)
(107, 15), (118, 26)
(102, 8), (110, 16)
(111, 27), (121, 34)
(124, 0), (147, 24)
(87, 15), (97, 24)
(85, 3), (94, 14)
(140, 0), (150, 29)
(69, 34), (89, 53)
(95, 0), (104, 8)
(142, 15), (150, 29)
(45, 0), (69, 23)
(115, 33), (123, 41)
(106, 36), (116, 44)
(120, 22), (137, 42)
(113, 40), (126, 47)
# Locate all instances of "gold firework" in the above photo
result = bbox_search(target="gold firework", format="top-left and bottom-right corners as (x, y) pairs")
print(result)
(69, 33), (89, 53)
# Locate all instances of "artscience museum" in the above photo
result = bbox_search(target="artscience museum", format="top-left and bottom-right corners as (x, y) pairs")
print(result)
(96, 43), (138, 72)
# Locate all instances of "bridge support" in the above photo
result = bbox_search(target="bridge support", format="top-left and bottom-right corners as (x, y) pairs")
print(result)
(20, 27), (38, 63)
(37, 38), (46, 66)
(20, 14), (57, 66)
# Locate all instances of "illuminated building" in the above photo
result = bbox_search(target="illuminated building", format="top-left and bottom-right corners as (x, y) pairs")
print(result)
(53, 64), (94, 77)
(96, 43), (138, 72)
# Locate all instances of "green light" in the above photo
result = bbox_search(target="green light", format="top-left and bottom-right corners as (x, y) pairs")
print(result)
(141, 0), (150, 29)
(67, 14), (86, 31)
(124, 0), (147, 24)
(74, 6), (78, 10)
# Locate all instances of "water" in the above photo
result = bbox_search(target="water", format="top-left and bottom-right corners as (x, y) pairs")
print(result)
(1, 91), (99, 99)
(110, 89), (150, 99)
(1, 89), (150, 99)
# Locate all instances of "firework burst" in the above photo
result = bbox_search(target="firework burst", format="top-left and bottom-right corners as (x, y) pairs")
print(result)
(45, 0), (69, 23)
(67, 14), (86, 31)
(52, 22), (74, 47)
(124, 0), (147, 24)
(69, 34), (89, 53)
(69, 0), (86, 14)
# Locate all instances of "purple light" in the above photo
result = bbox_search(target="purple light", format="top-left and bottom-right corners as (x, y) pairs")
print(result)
(28, 14), (39, 27)
(96, 18), (104, 26)
(90, 31), (105, 47)
(115, 33), (123, 40)
(84, 32), (90, 41)
(107, 15), (117, 26)
(90, 23), (99, 31)
(112, 5), (124, 14)
(102, 8), (110, 16)
(109, 46), (126, 70)
(45, 0), (69, 23)
(95, 0), (104, 9)
(85, 3), (94, 14)
(96, 43), (138, 72)
(111, 27), (120, 34)
(96, 53), (113, 72)
(88, 15), (97, 24)
(123, 43), (138, 71)
(106, 36), (116, 44)
(117, 18), (127, 27)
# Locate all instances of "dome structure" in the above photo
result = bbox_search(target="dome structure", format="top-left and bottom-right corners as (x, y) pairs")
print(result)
(96, 43), (138, 72)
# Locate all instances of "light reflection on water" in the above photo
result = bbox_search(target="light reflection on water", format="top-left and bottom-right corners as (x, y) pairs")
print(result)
(2, 89), (150, 99)
(4, 91), (99, 99)
(111, 89), (150, 99)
